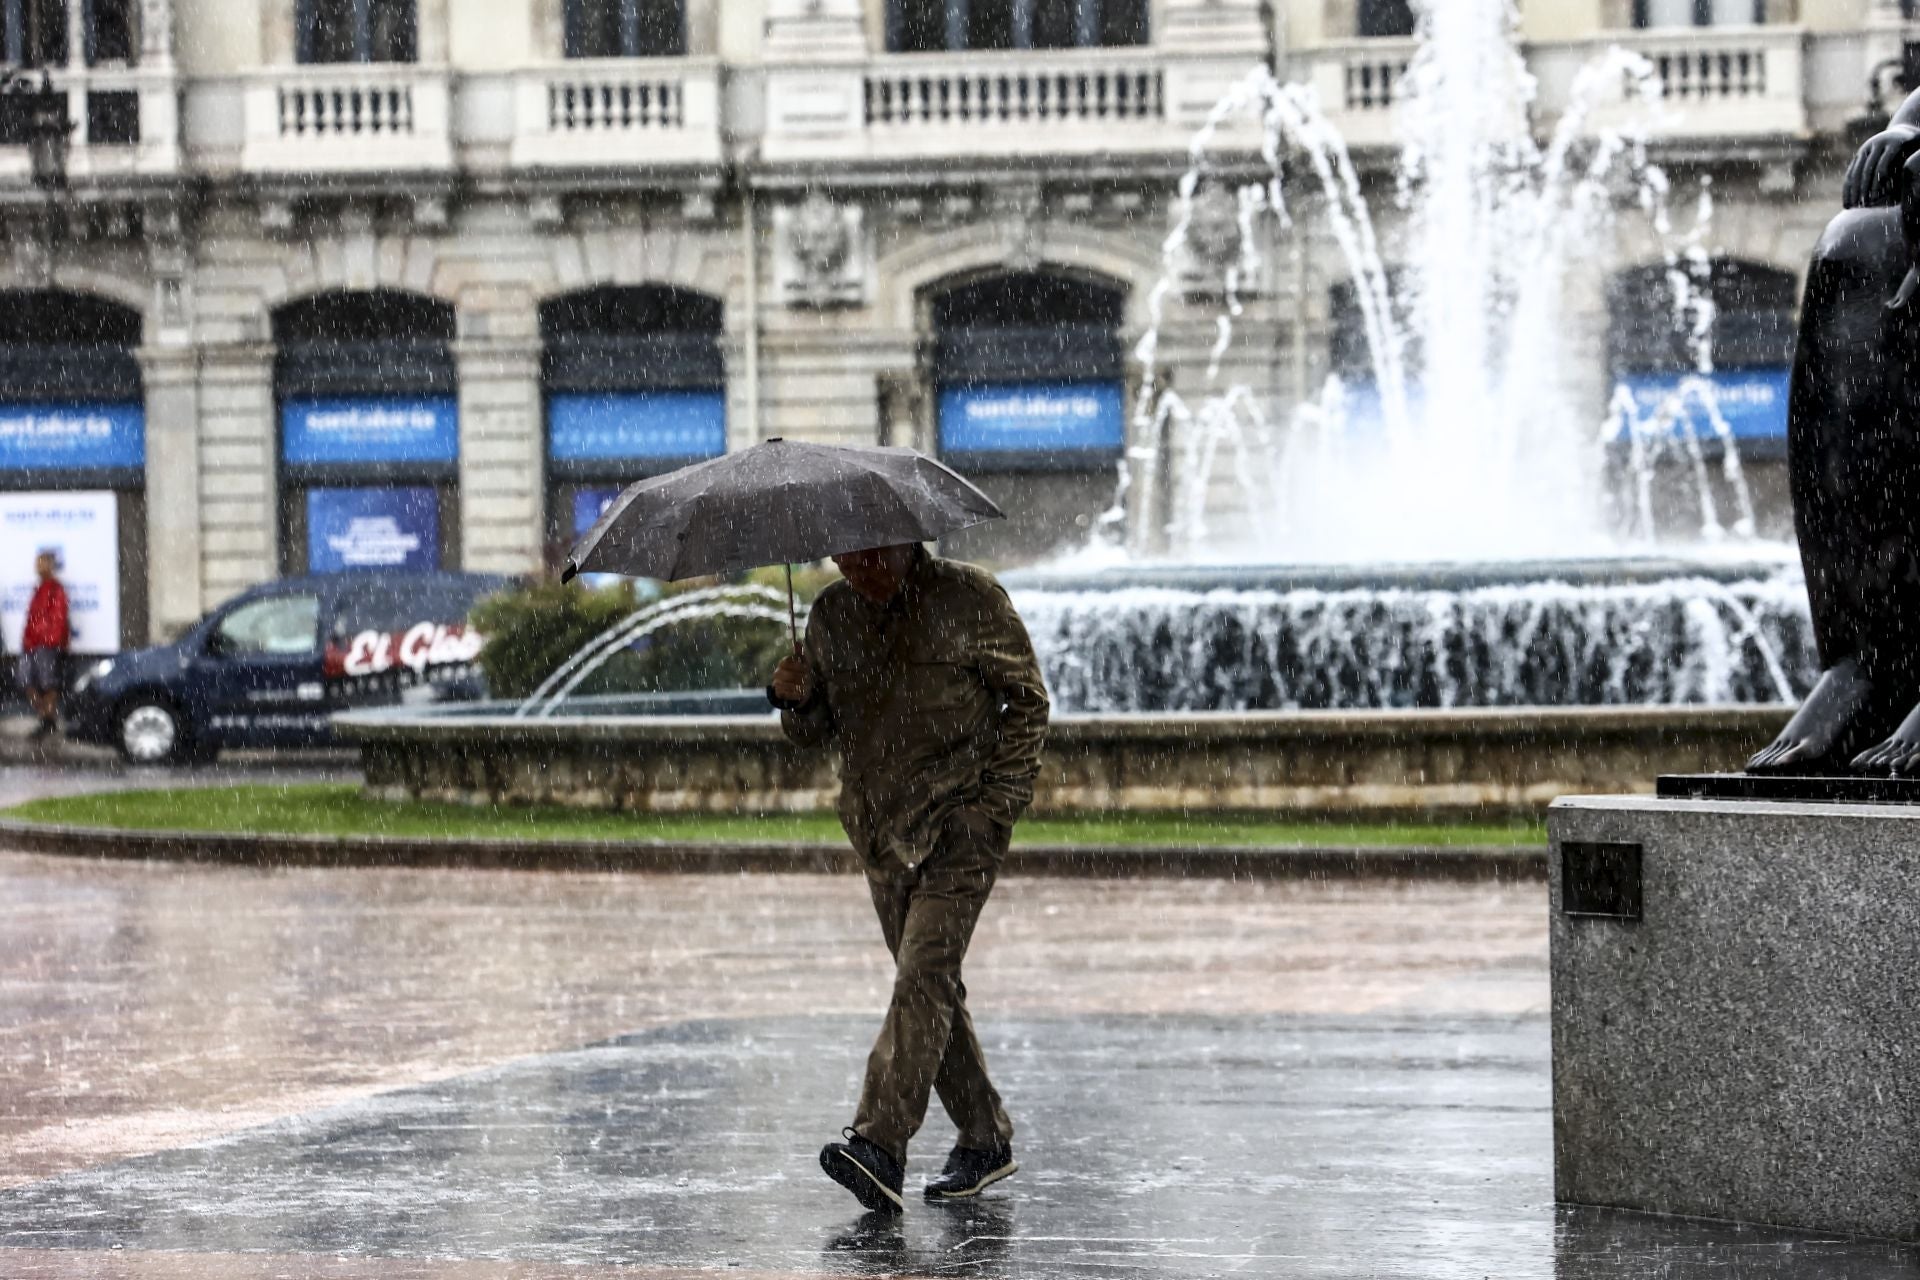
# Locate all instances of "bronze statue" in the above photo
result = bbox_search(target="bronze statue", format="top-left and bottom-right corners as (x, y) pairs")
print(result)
(1749, 88), (1920, 775)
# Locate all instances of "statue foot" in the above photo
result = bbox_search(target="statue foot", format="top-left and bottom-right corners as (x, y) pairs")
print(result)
(1747, 660), (1878, 774)
(1852, 700), (1920, 775)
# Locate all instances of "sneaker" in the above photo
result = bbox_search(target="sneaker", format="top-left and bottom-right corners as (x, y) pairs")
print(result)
(820, 1128), (905, 1214)
(923, 1143), (1017, 1200)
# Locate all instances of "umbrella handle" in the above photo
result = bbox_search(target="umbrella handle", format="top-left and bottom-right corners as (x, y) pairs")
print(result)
(785, 563), (800, 655)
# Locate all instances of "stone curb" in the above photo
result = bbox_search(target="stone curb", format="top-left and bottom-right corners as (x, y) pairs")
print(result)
(0, 729), (357, 771)
(0, 819), (1547, 881)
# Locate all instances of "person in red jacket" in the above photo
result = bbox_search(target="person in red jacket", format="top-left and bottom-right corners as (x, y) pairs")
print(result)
(19, 550), (69, 739)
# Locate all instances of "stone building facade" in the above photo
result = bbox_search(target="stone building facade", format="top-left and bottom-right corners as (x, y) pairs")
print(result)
(0, 0), (1906, 649)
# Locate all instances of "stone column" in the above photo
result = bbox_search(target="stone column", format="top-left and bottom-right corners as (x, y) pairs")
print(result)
(139, 345), (201, 641)
(454, 335), (544, 576)
(194, 344), (278, 611)
(65, 0), (84, 66)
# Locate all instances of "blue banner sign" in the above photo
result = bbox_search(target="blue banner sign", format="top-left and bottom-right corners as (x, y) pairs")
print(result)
(283, 396), (460, 467)
(1614, 368), (1791, 442)
(307, 486), (440, 574)
(549, 391), (726, 462)
(938, 381), (1125, 456)
(0, 402), (144, 472)
(572, 486), (623, 538)
(1338, 380), (1416, 436)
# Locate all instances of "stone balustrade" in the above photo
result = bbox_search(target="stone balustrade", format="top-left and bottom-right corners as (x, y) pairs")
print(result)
(241, 63), (452, 174)
(11, 24), (1831, 186)
(1299, 25), (1808, 156)
(1559, 24), (1808, 144)
(509, 57), (723, 170)
(1299, 38), (1415, 151)
(865, 52), (1165, 131)
(765, 44), (1265, 163)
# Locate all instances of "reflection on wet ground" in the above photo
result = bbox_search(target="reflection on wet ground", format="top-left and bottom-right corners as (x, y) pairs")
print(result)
(0, 845), (1911, 1277)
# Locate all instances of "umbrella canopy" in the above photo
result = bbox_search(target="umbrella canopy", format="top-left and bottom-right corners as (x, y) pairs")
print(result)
(562, 438), (1004, 583)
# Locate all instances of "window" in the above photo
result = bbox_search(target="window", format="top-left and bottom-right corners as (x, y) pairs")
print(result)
(336, 580), (486, 637)
(564, 0), (685, 58)
(1605, 258), (1797, 450)
(1606, 258), (1796, 375)
(1358, 0), (1415, 38)
(213, 595), (322, 658)
(1633, 0), (1764, 27)
(3, 0), (67, 66)
(84, 0), (133, 63)
(297, 0), (417, 64)
(885, 0), (1146, 52)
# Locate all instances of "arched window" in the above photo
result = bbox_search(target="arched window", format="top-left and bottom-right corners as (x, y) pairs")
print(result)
(931, 271), (1126, 469)
(1357, 0), (1415, 37)
(0, 290), (147, 651)
(564, 0), (685, 58)
(886, 0), (1146, 52)
(1607, 259), (1795, 374)
(1328, 272), (1414, 381)
(297, 0), (417, 64)
(273, 291), (459, 574)
(539, 285), (726, 558)
(1607, 258), (1797, 451)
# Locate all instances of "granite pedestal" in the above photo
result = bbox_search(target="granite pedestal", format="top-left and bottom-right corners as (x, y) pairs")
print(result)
(1549, 795), (1920, 1240)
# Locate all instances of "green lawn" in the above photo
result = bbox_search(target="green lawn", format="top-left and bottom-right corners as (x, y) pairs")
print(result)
(0, 783), (1544, 848)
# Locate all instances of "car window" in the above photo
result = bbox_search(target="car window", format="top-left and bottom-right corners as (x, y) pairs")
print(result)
(336, 579), (491, 635)
(213, 594), (321, 657)
(334, 585), (415, 636)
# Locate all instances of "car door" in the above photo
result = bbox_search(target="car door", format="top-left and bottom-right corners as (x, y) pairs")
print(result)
(193, 589), (329, 747)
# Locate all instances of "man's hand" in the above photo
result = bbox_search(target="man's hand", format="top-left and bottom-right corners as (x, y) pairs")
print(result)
(770, 653), (813, 705)
(1845, 124), (1920, 209)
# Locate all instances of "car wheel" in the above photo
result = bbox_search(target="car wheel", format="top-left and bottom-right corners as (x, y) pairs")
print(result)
(116, 698), (186, 766)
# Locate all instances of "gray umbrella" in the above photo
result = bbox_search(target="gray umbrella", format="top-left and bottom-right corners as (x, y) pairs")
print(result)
(561, 438), (1004, 644)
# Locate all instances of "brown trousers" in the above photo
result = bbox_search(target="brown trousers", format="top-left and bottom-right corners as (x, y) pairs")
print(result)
(852, 806), (1015, 1163)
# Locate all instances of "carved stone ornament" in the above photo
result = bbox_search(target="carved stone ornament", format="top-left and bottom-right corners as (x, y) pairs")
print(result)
(991, 181), (1044, 273)
(776, 192), (866, 308)
(1188, 185), (1244, 269)
(1179, 183), (1256, 294)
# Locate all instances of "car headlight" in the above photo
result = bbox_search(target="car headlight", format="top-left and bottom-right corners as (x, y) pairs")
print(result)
(72, 658), (114, 694)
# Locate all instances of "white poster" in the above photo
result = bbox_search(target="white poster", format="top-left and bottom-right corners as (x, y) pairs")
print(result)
(0, 491), (121, 656)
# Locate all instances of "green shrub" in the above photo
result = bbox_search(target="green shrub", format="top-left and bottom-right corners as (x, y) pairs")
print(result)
(471, 569), (834, 701)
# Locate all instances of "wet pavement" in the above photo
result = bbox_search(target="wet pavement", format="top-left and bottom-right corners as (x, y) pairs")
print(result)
(0, 818), (1915, 1275)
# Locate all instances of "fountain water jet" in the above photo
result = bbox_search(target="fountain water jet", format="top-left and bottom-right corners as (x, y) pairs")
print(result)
(1122, 0), (1765, 566)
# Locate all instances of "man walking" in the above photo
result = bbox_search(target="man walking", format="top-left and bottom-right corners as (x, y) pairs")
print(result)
(19, 550), (70, 740)
(769, 542), (1049, 1213)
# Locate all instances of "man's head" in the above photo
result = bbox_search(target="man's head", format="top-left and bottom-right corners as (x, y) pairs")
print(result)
(34, 551), (56, 581)
(831, 544), (919, 604)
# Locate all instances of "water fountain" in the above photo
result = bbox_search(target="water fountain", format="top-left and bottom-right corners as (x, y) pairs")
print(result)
(1003, 0), (1813, 713)
(341, 0), (1808, 812)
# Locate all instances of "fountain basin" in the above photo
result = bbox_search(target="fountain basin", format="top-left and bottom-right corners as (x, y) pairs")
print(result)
(1006, 556), (1814, 714)
(339, 702), (1789, 817)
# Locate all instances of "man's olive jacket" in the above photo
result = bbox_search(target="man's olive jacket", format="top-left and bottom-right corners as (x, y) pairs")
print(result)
(777, 550), (1050, 877)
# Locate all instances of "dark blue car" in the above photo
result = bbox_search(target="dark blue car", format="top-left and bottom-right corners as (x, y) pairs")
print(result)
(64, 570), (508, 764)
